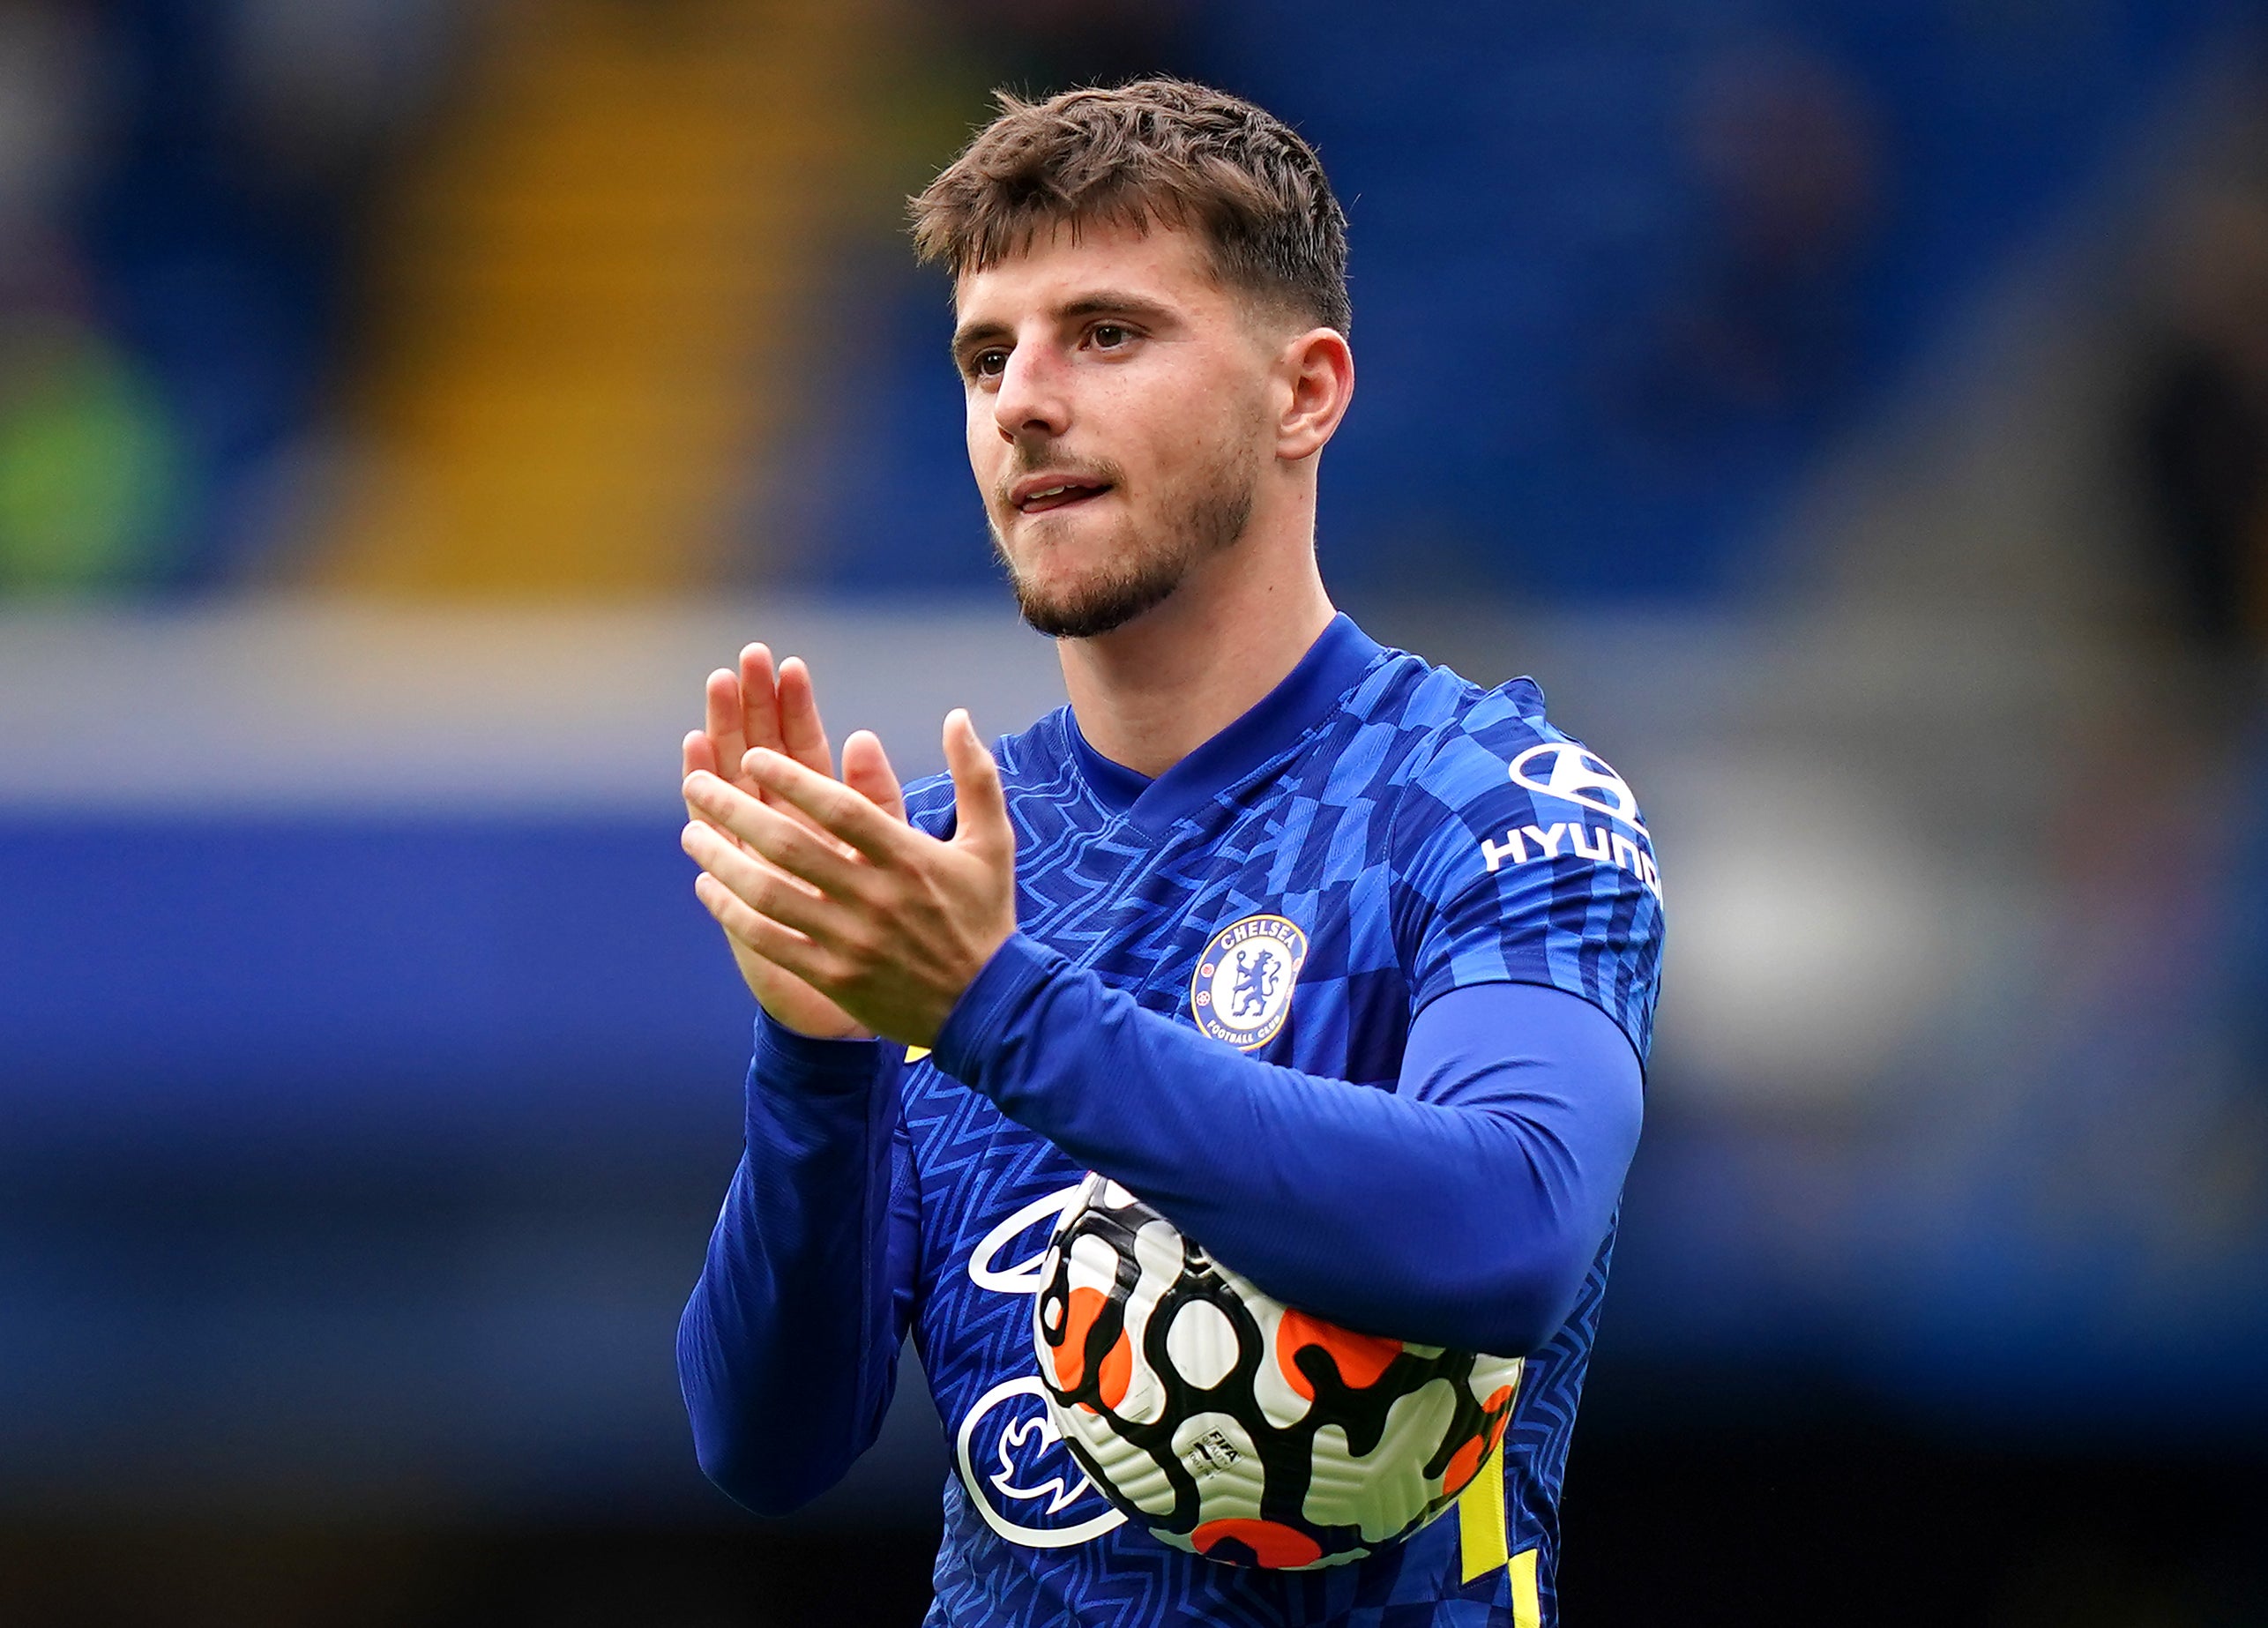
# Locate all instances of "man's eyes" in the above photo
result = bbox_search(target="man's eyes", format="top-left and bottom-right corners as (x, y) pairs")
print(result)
(961, 324), (1140, 380)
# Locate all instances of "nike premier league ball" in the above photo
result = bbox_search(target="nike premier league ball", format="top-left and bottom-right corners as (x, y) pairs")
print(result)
(1033, 1174), (1523, 1569)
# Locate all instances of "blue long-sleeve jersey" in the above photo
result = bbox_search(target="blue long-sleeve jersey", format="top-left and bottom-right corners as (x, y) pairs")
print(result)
(679, 616), (1665, 1626)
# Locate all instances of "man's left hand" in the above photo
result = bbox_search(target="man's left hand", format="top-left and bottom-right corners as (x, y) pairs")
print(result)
(682, 708), (1018, 1048)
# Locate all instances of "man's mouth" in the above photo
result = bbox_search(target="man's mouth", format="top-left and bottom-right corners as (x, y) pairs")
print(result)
(1011, 477), (1114, 515)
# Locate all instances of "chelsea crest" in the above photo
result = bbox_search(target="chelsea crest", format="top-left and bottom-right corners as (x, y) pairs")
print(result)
(1189, 913), (1308, 1050)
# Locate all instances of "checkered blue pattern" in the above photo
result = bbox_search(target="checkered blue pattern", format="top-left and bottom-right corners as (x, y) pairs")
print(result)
(894, 622), (1661, 1627)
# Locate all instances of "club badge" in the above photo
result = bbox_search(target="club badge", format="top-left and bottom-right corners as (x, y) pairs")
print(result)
(1190, 913), (1308, 1050)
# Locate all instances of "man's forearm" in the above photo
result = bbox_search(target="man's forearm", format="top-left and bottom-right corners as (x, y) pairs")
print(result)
(677, 1018), (909, 1515)
(934, 937), (1643, 1355)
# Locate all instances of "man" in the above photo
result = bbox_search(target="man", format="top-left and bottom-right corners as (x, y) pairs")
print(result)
(676, 78), (1661, 1627)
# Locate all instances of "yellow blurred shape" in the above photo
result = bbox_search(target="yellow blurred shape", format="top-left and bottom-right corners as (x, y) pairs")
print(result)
(312, 0), (883, 597)
(1510, 1547), (1541, 1627)
(1457, 1444), (1510, 1581)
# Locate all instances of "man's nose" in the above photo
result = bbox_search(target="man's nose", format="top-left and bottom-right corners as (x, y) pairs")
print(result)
(993, 342), (1071, 443)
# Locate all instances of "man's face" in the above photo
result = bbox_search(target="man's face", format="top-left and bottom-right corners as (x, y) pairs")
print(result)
(952, 220), (1281, 639)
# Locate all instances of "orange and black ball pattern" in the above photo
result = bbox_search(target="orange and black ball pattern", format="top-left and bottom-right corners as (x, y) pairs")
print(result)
(1033, 1174), (1522, 1570)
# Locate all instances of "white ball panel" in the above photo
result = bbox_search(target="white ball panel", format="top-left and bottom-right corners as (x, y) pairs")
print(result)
(1058, 1402), (1178, 1517)
(1302, 1377), (1458, 1544)
(1161, 1297), (1239, 1391)
(1066, 1231), (1119, 1295)
(1466, 1353), (1524, 1408)
(1167, 1411), (1265, 1521)
(1130, 1218), (1183, 1288)
(1238, 1282), (1316, 1430)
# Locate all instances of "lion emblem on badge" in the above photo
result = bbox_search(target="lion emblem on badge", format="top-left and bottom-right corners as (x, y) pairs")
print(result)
(1189, 914), (1308, 1049)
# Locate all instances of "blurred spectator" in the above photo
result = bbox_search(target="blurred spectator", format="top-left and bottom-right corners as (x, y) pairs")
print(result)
(224, 0), (464, 190)
(33, 0), (471, 594)
(1637, 42), (1884, 440)
(2132, 185), (2268, 653)
(2127, 165), (2268, 1095)
(0, 0), (91, 271)
(0, 0), (181, 589)
(0, 311), (181, 589)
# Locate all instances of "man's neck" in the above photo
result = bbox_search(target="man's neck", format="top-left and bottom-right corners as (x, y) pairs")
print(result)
(1057, 543), (1338, 780)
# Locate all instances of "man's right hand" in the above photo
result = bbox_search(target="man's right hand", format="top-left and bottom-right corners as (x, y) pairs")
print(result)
(683, 645), (906, 1039)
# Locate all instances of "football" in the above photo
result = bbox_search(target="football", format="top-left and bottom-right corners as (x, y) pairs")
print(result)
(1033, 1173), (1523, 1570)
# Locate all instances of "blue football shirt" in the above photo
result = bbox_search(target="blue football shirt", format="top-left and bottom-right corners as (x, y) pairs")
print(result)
(884, 614), (1663, 1624)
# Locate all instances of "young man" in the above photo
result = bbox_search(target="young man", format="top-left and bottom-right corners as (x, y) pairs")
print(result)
(675, 78), (1661, 1627)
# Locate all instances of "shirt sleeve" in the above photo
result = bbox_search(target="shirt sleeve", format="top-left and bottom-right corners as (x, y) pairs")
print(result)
(1392, 706), (1665, 1062)
(934, 940), (1642, 1355)
(676, 1014), (918, 1515)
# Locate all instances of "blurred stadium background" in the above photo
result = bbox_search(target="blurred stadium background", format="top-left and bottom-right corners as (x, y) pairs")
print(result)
(2, 0), (2265, 1622)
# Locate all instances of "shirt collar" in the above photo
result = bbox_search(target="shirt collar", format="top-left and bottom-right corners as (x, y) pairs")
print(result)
(1066, 613), (1385, 833)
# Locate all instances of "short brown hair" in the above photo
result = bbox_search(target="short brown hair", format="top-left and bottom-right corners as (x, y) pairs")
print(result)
(910, 78), (1351, 335)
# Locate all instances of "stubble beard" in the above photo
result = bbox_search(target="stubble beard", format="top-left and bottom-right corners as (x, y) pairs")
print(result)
(990, 437), (1260, 640)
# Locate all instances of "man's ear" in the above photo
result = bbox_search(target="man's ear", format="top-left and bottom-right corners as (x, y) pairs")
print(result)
(1274, 326), (1354, 463)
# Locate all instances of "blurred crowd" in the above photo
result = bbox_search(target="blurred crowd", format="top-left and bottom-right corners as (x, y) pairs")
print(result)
(11, 0), (2256, 611)
(0, 0), (465, 592)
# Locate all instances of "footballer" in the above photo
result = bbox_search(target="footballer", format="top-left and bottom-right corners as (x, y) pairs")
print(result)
(675, 79), (1662, 1626)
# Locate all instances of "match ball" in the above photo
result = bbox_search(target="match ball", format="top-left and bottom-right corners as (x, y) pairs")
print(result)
(1033, 1174), (1522, 1569)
